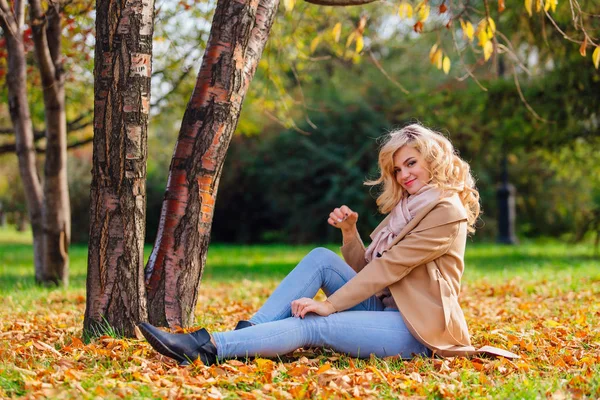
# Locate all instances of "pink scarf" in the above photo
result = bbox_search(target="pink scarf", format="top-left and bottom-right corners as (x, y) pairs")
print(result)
(365, 186), (441, 263)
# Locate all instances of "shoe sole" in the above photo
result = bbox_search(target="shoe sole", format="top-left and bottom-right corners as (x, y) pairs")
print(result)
(138, 324), (188, 365)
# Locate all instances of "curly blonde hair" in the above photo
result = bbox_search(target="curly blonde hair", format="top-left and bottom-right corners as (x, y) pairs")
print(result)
(366, 123), (481, 232)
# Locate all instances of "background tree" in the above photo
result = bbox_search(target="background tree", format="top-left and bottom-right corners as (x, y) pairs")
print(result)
(0, 0), (89, 285)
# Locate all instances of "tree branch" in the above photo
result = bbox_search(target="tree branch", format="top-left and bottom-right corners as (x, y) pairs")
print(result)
(0, 0), (18, 38)
(150, 66), (193, 108)
(511, 64), (551, 123)
(0, 135), (93, 155)
(46, 0), (61, 68)
(368, 50), (409, 95)
(0, 110), (93, 136)
(28, 0), (57, 89)
(303, 0), (378, 6)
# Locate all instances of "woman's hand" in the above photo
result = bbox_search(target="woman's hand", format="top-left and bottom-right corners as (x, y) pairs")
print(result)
(327, 205), (358, 233)
(291, 298), (336, 318)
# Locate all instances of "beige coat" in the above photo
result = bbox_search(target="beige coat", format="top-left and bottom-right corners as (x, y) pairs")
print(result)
(327, 194), (517, 358)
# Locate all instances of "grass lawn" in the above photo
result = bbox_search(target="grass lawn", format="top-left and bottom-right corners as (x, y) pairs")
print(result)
(0, 226), (599, 399)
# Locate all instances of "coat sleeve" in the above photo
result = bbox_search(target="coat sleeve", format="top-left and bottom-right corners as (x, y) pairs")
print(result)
(340, 233), (367, 273)
(328, 217), (461, 312)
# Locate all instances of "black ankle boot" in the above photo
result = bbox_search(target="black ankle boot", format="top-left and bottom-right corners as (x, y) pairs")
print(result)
(138, 323), (217, 366)
(234, 320), (254, 330)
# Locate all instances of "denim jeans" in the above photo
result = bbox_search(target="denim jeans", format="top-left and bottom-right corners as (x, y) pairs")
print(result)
(212, 247), (431, 360)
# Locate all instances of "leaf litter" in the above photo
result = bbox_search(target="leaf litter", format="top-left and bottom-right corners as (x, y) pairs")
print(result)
(1, 277), (599, 398)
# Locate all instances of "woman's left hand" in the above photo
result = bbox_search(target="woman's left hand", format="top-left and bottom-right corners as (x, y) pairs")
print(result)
(291, 298), (336, 318)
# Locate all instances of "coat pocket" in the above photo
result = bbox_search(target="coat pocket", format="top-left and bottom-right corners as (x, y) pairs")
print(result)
(436, 269), (470, 345)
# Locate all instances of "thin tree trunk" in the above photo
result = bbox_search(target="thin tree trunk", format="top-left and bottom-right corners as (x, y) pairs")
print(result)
(0, 0), (45, 280)
(145, 0), (279, 328)
(84, 0), (154, 337)
(29, 0), (70, 285)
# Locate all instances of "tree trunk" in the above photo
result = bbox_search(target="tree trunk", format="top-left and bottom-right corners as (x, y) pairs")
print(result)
(29, 0), (71, 285)
(0, 0), (45, 280)
(145, 0), (279, 328)
(84, 0), (154, 337)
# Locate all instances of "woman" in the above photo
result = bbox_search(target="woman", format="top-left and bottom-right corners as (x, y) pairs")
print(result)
(139, 123), (499, 366)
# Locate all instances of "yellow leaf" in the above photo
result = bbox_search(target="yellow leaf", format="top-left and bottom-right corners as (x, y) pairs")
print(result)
(346, 31), (356, 48)
(543, 319), (560, 328)
(593, 46), (600, 69)
(430, 48), (443, 69)
(355, 35), (364, 53)
(550, 0), (558, 12)
(442, 56), (451, 74)
(536, 0), (542, 12)
(486, 17), (496, 35)
(283, 0), (295, 12)
(525, 0), (533, 16)
(398, 2), (413, 19)
(332, 22), (342, 43)
(478, 28), (489, 47)
(483, 40), (493, 61)
(477, 18), (496, 46)
(254, 358), (274, 372)
(429, 43), (439, 61)
(464, 21), (475, 42)
(416, 2), (430, 22)
(310, 36), (321, 54)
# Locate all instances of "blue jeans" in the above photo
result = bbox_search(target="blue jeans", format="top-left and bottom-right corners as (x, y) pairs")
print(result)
(212, 247), (431, 360)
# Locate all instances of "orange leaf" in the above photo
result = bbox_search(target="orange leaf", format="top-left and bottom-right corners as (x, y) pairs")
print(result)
(498, 0), (506, 12)
(580, 36), (587, 57)
(348, 358), (356, 368)
(71, 336), (84, 348)
(472, 361), (485, 371)
(413, 21), (423, 33)
(288, 365), (310, 376)
(439, 2), (447, 13)
(317, 363), (331, 374)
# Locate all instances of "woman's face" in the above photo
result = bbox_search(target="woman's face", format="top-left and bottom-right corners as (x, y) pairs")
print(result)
(393, 145), (431, 195)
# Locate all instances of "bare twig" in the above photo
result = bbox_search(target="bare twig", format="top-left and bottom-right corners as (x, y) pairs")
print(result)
(495, 31), (532, 74)
(512, 65), (550, 123)
(368, 50), (410, 94)
(544, 6), (598, 46)
(450, 28), (488, 91)
(150, 66), (193, 108)
(290, 64), (318, 129)
(263, 110), (312, 135)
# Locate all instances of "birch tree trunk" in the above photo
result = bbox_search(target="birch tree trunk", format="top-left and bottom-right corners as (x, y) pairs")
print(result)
(144, 0), (279, 328)
(83, 0), (154, 337)
(0, 0), (45, 280)
(29, 0), (70, 285)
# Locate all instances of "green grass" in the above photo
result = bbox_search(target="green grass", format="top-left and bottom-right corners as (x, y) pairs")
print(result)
(1, 226), (599, 399)
(1, 224), (598, 294)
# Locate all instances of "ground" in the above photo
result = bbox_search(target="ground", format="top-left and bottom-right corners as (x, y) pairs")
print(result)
(0, 227), (599, 399)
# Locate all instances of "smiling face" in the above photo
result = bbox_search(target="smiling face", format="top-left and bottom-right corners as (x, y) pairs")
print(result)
(393, 145), (432, 195)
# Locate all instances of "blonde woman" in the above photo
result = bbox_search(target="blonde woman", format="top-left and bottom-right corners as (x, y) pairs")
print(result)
(139, 123), (503, 366)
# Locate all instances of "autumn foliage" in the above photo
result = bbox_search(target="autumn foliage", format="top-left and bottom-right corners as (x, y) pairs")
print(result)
(1, 241), (599, 398)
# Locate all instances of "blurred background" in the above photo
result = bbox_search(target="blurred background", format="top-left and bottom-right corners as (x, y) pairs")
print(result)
(1, 0), (599, 247)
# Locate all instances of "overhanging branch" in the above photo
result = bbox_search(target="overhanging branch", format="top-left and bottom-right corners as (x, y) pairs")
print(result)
(303, 0), (378, 6)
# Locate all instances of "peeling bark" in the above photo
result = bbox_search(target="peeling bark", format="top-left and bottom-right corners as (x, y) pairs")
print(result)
(84, 0), (154, 337)
(145, 0), (279, 328)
